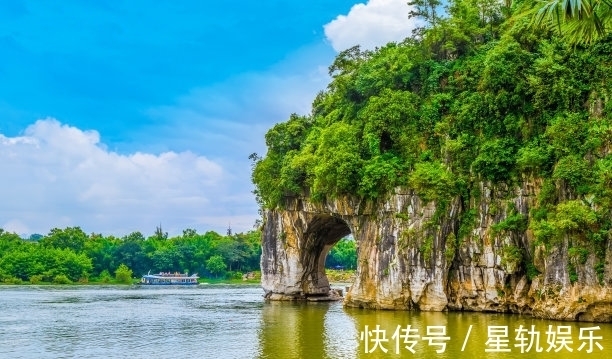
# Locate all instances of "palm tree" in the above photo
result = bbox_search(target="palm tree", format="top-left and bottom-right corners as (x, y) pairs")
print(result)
(526, 0), (612, 44)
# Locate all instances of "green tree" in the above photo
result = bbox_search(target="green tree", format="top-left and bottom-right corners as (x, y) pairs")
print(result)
(85, 234), (118, 277)
(52, 248), (93, 281)
(528, 0), (612, 44)
(206, 255), (227, 278)
(41, 227), (88, 252)
(0, 229), (24, 255)
(154, 225), (168, 240)
(0, 245), (92, 282)
(124, 231), (146, 242)
(182, 228), (197, 238)
(114, 239), (149, 276)
(150, 247), (180, 272)
(408, 162), (458, 203)
(408, 0), (443, 28)
(52, 274), (72, 284)
(115, 264), (133, 284)
(325, 237), (357, 270)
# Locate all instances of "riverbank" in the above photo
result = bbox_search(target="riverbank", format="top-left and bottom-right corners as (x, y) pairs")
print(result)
(326, 269), (356, 283)
(1, 271), (264, 286)
(1, 270), (359, 286)
(1, 269), (356, 288)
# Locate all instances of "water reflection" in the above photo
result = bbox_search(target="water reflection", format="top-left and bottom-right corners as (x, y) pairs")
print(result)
(2, 286), (612, 359)
(258, 300), (612, 359)
(346, 309), (612, 359)
(346, 308), (451, 359)
(259, 301), (329, 358)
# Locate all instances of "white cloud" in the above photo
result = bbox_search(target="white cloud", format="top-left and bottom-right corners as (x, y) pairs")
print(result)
(0, 118), (230, 236)
(140, 54), (334, 236)
(54, 40), (339, 240)
(2, 219), (30, 235)
(324, 0), (420, 52)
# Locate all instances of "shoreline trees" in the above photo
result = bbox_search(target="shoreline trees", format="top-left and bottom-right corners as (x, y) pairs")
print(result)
(0, 227), (262, 284)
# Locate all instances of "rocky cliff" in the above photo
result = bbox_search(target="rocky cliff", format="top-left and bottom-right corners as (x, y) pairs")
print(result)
(261, 179), (612, 322)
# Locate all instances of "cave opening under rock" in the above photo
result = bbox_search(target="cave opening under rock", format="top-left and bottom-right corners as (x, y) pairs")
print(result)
(300, 214), (354, 297)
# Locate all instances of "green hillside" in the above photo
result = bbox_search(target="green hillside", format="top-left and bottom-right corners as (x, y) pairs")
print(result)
(252, 0), (612, 280)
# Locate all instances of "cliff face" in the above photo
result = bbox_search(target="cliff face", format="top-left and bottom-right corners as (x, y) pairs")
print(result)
(261, 179), (612, 322)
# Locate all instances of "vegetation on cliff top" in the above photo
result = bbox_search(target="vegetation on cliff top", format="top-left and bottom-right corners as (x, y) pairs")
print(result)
(252, 0), (612, 280)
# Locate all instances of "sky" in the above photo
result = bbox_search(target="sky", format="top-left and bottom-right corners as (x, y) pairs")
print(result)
(0, 0), (419, 237)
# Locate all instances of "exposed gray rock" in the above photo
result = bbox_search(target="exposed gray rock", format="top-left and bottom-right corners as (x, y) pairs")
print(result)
(260, 180), (612, 322)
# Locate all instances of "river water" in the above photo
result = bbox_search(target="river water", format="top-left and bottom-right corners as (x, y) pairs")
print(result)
(1, 285), (611, 359)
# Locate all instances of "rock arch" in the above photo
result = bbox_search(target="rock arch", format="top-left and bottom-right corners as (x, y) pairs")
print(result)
(260, 189), (612, 322)
(260, 194), (455, 308)
(261, 206), (352, 300)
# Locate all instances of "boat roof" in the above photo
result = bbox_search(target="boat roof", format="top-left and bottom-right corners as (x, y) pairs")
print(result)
(143, 272), (199, 279)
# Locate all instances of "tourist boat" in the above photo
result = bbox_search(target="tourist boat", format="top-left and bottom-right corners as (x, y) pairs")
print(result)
(140, 271), (199, 285)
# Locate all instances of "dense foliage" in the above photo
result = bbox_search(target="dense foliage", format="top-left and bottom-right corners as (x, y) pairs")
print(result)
(526, 0), (612, 44)
(325, 237), (358, 270)
(252, 0), (612, 280)
(0, 227), (262, 284)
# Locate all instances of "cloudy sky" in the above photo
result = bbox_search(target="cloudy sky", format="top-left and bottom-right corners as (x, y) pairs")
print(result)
(0, 0), (419, 237)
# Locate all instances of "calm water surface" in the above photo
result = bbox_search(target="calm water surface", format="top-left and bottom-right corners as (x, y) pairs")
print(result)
(1, 285), (611, 358)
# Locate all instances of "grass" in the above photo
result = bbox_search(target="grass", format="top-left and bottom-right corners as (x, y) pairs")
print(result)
(325, 269), (356, 283)
(2, 270), (358, 286)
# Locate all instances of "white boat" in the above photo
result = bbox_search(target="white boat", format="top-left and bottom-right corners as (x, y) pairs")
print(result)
(140, 271), (199, 285)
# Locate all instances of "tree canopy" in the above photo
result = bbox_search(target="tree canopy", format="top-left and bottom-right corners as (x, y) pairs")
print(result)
(0, 227), (262, 284)
(253, 0), (611, 209)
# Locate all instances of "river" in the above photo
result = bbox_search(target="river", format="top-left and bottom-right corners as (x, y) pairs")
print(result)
(1, 285), (611, 358)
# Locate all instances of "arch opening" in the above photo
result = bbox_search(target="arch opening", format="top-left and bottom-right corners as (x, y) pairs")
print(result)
(300, 215), (354, 298)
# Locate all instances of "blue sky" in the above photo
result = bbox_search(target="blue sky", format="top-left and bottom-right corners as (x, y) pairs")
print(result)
(0, 0), (418, 237)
